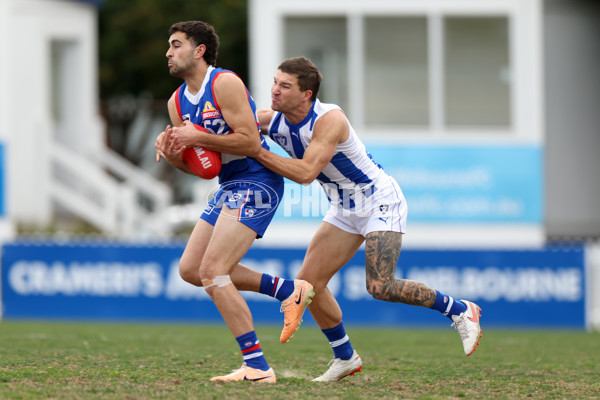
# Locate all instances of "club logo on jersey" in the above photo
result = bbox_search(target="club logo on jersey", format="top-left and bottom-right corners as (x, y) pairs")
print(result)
(182, 113), (191, 121)
(379, 204), (389, 213)
(272, 133), (288, 148)
(202, 101), (221, 119)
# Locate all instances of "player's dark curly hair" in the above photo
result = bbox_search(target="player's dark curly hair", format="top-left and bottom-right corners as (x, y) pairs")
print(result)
(278, 56), (322, 101)
(169, 21), (219, 66)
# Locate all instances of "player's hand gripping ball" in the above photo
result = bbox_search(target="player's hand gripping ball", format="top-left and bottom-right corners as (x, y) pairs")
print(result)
(182, 124), (222, 179)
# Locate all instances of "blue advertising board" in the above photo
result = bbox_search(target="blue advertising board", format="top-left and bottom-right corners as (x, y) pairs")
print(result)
(371, 145), (543, 223)
(1, 241), (585, 328)
(270, 144), (543, 224)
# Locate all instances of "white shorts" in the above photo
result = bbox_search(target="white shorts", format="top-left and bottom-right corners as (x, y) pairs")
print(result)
(323, 175), (408, 237)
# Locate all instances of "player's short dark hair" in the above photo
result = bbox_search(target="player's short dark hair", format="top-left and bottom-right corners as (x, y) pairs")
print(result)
(277, 56), (322, 101)
(169, 21), (219, 66)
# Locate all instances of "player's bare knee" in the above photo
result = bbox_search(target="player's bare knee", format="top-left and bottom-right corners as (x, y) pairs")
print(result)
(366, 281), (378, 299)
(366, 279), (391, 301)
(309, 279), (328, 293)
(296, 271), (324, 291)
(179, 263), (201, 286)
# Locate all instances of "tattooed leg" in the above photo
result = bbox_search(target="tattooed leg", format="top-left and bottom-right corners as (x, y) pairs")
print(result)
(365, 231), (436, 307)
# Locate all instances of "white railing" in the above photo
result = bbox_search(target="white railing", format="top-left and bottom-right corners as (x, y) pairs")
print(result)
(49, 141), (172, 239)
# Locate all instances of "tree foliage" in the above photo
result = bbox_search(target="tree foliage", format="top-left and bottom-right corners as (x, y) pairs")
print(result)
(98, 0), (248, 100)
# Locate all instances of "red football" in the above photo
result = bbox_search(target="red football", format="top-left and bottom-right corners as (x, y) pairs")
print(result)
(183, 146), (221, 179)
(181, 124), (222, 179)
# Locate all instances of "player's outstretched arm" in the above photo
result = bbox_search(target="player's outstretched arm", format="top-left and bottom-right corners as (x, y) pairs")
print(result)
(256, 110), (347, 184)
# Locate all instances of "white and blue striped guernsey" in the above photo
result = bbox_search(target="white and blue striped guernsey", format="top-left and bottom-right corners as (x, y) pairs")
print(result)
(266, 99), (388, 210)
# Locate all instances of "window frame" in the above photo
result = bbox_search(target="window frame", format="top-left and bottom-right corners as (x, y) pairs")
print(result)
(249, 0), (542, 144)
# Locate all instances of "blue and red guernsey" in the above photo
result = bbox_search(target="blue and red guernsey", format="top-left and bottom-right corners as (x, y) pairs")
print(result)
(174, 65), (275, 183)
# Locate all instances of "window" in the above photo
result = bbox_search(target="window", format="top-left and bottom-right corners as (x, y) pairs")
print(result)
(51, 40), (82, 143)
(284, 17), (348, 111)
(444, 17), (511, 128)
(365, 17), (429, 127)
(280, 12), (513, 134)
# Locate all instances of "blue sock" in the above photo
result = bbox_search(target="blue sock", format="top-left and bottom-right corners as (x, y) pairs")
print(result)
(236, 331), (270, 371)
(322, 322), (354, 360)
(431, 290), (467, 320)
(259, 274), (295, 301)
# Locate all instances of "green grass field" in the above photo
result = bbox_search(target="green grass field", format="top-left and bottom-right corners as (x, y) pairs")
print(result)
(0, 321), (598, 399)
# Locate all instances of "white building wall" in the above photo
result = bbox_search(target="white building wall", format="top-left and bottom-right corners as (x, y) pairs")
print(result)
(544, 0), (600, 239)
(250, 0), (545, 249)
(1, 0), (104, 228)
(0, 0), (12, 237)
(0, 0), (172, 239)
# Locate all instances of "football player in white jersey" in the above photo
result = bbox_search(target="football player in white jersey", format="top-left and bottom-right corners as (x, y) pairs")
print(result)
(256, 57), (483, 382)
(155, 22), (315, 383)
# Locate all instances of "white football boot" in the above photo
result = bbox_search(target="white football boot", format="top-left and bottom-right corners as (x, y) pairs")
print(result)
(451, 300), (482, 356)
(312, 350), (363, 382)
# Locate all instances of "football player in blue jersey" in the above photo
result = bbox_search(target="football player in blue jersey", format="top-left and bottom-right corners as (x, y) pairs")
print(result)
(255, 56), (483, 381)
(154, 22), (314, 383)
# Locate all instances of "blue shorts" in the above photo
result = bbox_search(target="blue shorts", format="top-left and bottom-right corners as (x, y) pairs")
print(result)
(201, 174), (284, 238)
